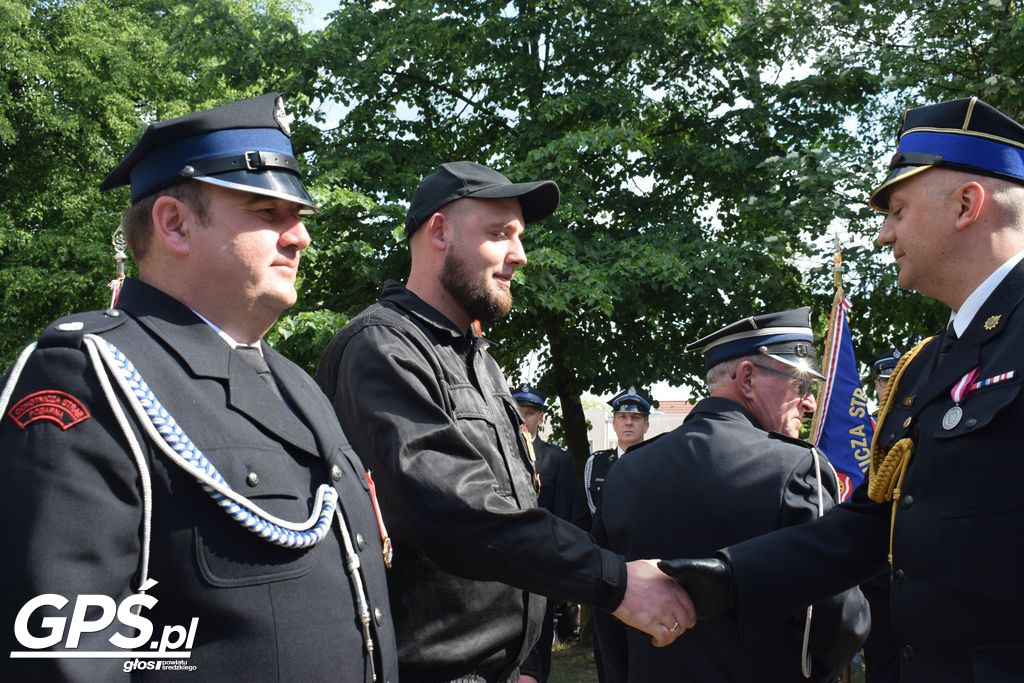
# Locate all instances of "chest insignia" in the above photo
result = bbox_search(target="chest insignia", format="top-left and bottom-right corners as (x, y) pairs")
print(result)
(984, 314), (1001, 331)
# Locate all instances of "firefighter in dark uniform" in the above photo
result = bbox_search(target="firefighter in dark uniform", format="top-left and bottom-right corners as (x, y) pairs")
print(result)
(593, 308), (868, 682)
(512, 384), (578, 683)
(860, 350), (903, 683)
(871, 350), (901, 411)
(577, 387), (653, 531)
(0, 94), (397, 682)
(661, 97), (1024, 683)
(575, 386), (653, 683)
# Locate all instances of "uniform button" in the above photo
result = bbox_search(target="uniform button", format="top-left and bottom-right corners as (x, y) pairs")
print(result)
(356, 533), (365, 551)
(902, 495), (914, 509)
(902, 417), (912, 428)
(893, 568), (905, 584)
(965, 418), (977, 428)
(374, 607), (384, 626)
(331, 465), (343, 481)
(902, 644), (914, 659)
(105, 309), (120, 317)
(246, 471), (259, 487)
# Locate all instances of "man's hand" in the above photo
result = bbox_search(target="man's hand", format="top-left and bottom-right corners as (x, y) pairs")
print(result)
(612, 559), (697, 646)
(658, 557), (734, 619)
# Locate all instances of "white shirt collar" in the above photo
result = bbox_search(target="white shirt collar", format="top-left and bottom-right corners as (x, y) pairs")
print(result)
(617, 446), (626, 458)
(191, 309), (261, 354)
(950, 249), (1024, 336)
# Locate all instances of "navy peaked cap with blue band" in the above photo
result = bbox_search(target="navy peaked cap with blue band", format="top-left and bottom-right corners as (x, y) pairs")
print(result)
(100, 92), (316, 212)
(512, 384), (547, 410)
(869, 97), (1024, 212)
(686, 307), (825, 379)
(608, 386), (652, 414)
(871, 349), (902, 378)
(405, 161), (559, 236)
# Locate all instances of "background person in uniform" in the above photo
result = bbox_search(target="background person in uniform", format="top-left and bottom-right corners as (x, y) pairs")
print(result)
(871, 349), (901, 407)
(512, 383), (578, 683)
(592, 308), (869, 683)
(576, 387), (653, 531)
(661, 97), (1024, 683)
(315, 161), (694, 683)
(0, 94), (397, 682)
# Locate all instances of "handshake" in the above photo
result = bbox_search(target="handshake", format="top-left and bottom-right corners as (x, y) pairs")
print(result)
(611, 557), (734, 646)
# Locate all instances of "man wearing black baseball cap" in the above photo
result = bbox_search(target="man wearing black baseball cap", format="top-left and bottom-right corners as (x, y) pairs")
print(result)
(317, 161), (694, 682)
(0, 93), (396, 681)
(661, 97), (1024, 683)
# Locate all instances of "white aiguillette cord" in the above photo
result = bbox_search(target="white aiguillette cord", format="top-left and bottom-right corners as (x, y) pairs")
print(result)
(0, 335), (380, 681)
(801, 446), (827, 679)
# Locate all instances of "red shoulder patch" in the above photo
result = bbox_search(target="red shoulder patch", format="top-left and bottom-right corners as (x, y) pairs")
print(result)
(7, 391), (91, 430)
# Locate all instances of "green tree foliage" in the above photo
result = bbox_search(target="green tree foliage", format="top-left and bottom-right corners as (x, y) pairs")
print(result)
(0, 0), (310, 365)
(302, 0), (877, 462)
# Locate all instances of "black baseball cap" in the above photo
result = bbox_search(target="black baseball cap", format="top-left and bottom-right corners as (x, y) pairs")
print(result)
(404, 161), (559, 236)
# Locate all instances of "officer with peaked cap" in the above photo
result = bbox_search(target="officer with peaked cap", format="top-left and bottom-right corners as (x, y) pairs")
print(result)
(870, 349), (902, 406)
(511, 384), (579, 683)
(590, 308), (867, 683)
(661, 97), (1024, 683)
(0, 93), (397, 681)
(577, 386), (654, 531)
(316, 160), (695, 682)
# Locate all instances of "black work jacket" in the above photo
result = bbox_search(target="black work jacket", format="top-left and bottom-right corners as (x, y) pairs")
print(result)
(316, 281), (626, 683)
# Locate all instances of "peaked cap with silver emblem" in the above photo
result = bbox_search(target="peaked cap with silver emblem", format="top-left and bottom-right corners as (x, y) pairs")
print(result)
(686, 307), (824, 379)
(100, 92), (316, 212)
(871, 348), (903, 379)
(608, 386), (653, 414)
(511, 383), (547, 411)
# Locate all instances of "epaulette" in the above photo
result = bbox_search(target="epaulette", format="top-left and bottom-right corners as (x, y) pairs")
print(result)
(38, 308), (128, 350)
(626, 432), (666, 451)
(766, 430), (814, 448)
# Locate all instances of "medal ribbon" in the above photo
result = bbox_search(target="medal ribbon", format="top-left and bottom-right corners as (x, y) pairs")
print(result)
(365, 471), (393, 568)
(969, 370), (1015, 390)
(950, 367), (981, 404)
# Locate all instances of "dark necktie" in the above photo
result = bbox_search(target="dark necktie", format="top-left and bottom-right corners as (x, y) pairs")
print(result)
(936, 322), (958, 367)
(236, 345), (283, 400)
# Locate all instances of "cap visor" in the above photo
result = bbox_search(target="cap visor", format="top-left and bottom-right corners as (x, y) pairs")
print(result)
(868, 165), (933, 212)
(765, 353), (826, 381)
(196, 170), (318, 213)
(468, 180), (560, 223)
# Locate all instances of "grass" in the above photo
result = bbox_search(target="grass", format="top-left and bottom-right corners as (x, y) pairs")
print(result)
(547, 640), (867, 683)
(548, 640), (598, 683)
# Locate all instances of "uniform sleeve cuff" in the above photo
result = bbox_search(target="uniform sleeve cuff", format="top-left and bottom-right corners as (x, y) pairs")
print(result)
(592, 550), (628, 612)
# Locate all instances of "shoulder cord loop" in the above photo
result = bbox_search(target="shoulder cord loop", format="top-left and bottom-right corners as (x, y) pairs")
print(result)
(865, 336), (935, 567)
(800, 446), (829, 678)
(583, 454), (597, 514)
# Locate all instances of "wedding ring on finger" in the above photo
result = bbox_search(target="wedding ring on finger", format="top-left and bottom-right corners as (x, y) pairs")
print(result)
(669, 621), (680, 633)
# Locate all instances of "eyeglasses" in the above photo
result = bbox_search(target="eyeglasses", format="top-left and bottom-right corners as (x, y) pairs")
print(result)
(751, 363), (817, 399)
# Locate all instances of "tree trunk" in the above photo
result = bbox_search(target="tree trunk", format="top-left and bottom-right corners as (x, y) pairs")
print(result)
(548, 323), (590, 476)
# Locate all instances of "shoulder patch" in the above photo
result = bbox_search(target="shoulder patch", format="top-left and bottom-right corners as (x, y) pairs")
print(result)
(38, 309), (128, 349)
(7, 390), (91, 430)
